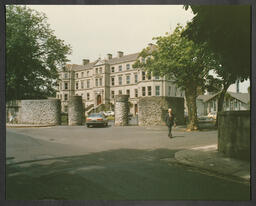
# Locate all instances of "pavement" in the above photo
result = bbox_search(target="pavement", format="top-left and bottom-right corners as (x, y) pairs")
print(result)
(174, 144), (250, 183)
(6, 123), (250, 184)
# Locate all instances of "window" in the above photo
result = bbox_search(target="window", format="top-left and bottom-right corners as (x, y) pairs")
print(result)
(64, 73), (68, 79)
(76, 82), (79, 90)
(87, 93), (90, 100)
(126, 89), (130, 97)
(99, 78), (102, 86)
(64, 94), (68, 101)
(96, 79), (98, 87)
(99, 67), (102, 73)
(111, 91), (115, 99)
(142, 71), (146, 80)
(126, 64), (130, 70)
(81, 72), (84, 77)
(126, 75), (130, 84)
(96, 68), (98, 74)
(135, 89), (138, 97)
(81, 81), (84, 89)
(64, 82), (68, 90)
(147, 72), (151, 80)
(64, 106), (68, 112)
(119, 65), (122, 72)
(118, 76), (122, 85)
(87, 80), (90, 88)
(118, 90), (122, 95)
(111, 77), (115, 86)
(76, 73), (78, 78)
(111, 67), (115, 73)
(142, 87), (146, 96)
(147, 86), (152, 96)
(87, 71), (89, 76)
(155, 76), (160, 80)
(155, 86), (160, 96)
(174, 87), (177, 96)
(134, 74), (138, 83)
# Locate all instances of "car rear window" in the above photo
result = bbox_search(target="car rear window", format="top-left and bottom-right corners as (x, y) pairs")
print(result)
(89, 113), (103, 117)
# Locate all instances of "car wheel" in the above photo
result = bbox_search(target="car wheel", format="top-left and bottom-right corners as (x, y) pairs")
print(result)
(105, 123), (108, 127)
(87, 124), (90, 128)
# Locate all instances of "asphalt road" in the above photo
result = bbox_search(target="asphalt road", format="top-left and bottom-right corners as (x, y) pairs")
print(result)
(6, 125), (250, 200)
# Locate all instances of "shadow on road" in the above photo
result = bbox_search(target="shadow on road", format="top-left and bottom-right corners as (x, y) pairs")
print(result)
(6, 148), (250, 200)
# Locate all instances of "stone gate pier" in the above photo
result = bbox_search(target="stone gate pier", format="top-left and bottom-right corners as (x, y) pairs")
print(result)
(114, 95), (129, 126)
(68, 96), (84, 126)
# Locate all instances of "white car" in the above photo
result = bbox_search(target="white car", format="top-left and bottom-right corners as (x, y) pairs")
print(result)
(208, 111), (217, 119)
(104, 111), (114, 116)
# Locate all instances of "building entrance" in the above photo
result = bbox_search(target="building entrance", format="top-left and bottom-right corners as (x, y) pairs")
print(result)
(97, 95), (102, 105)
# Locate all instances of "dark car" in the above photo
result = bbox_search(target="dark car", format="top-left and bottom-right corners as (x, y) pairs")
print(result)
(86, 113), (108, 128)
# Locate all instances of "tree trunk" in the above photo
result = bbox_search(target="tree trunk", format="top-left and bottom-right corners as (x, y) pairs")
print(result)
(215, 83), (230, 127)
(185, 88), (198, 131)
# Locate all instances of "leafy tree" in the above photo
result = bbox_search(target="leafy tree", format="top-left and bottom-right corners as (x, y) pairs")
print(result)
(134, 25), (221, 130)
(183, 5), (250, 119)
(6, 5), (72, 101)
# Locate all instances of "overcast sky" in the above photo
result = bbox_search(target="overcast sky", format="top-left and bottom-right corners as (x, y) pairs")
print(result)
(27, 5), (250, 93)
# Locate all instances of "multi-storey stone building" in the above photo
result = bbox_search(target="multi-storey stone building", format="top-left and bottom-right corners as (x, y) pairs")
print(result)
(57, 46), (184, 116)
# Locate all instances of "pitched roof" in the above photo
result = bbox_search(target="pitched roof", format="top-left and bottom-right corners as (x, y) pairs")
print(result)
(228, 92), (250, 104)
(68, 61), (98, 71)
(107, 52), (140, 65)
(197, 94), (216, 102)
(204, 91), (250, 104)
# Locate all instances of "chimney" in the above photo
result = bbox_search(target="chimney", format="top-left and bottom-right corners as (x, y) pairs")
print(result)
(236, 80), (240, 93)
(148, 43), (153, 47)
(117, 51), (124, 58)
(82, 59), (90, 65)
(107, 53), (112, 60)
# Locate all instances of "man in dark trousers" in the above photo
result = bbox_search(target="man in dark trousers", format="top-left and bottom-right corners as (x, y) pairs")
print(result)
(165, 108), (176, 138)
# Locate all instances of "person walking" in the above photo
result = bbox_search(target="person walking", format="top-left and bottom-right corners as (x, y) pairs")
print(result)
(165, 108), (176, 138)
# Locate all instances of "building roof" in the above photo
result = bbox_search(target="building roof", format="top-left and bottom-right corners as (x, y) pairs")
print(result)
(107, 52), (140, 65)
(228, 91), (250, 104)
(204, 91), (250, 104)
(68, 61), (98, 71)
(197, 94), (216, 102)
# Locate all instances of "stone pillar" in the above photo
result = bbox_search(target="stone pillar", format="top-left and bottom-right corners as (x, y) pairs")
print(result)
(114, 95), (129, 126)
(68, 96), (84, 125)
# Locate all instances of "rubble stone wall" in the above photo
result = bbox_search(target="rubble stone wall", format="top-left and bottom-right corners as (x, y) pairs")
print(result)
(114, 95), (129, 126)
(19, 99), (61, 125)
(138, 96), (184, 126)
(68, 96), (84, 125)
(218, 111), (250, 161)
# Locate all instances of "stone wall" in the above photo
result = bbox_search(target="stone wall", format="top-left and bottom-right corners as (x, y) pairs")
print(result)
(138, 96), (184, 126)
(218, 111), (250, 161)
(114, 95), (129, 126)
(19, 99), (61, 125)
(68, 96), (84, 125)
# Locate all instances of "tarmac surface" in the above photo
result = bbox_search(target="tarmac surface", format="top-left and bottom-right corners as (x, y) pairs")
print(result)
(6, 123), (250, 183)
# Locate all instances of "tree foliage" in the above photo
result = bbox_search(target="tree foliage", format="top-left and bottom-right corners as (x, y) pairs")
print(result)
(184, 5), (250, 81)
(6, 5), (72, 101)
(134, 25), (221, 130)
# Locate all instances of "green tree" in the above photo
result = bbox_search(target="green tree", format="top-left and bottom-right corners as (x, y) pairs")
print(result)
(183, 5), (250, 119)
(6, 5), (72, 101)
(134, 26), (220, 130)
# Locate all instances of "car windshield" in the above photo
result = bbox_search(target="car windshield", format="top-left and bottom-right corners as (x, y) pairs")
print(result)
(89, 113), (103, 118)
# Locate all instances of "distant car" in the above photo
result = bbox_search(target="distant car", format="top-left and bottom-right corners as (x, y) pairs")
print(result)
(104, 111), (115, 116)
(86, 113), (108, 128)
(208, 111), (217, 119)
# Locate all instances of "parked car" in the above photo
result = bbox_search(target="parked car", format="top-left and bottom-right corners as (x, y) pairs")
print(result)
(103, 111), (115, 116)
(86, 113), (108, 128)
(208, 111), (217, 119)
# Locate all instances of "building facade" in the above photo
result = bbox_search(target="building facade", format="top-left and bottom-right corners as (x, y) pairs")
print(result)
(57, 48), (184, 115)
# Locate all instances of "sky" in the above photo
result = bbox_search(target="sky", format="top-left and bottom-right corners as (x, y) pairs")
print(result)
(27, 5), (250, 93)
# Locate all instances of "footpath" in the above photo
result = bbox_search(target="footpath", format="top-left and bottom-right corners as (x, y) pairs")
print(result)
(149, 125), (250, 183)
